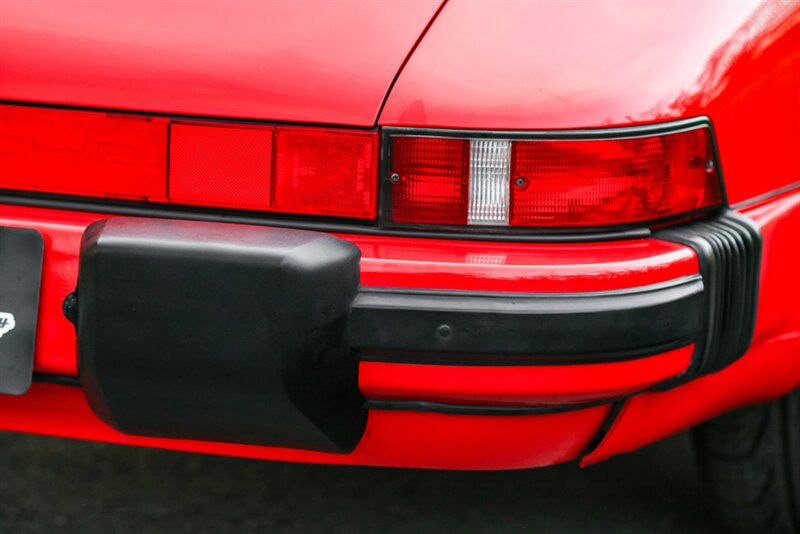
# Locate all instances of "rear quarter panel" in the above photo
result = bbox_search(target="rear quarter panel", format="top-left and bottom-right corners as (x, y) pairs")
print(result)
(379, 1), (800, 205)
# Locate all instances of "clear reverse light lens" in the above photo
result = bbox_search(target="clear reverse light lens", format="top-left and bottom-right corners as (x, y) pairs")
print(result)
(468, 139), (511, 225)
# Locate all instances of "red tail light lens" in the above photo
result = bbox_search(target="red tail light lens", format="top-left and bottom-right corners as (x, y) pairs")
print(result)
(1, 103), (723, 230)
(390, 137), (470, 225)
(510, 129), (722, 226)
(387, 126), (723, 228)
(273, 128), (378, 218)
(0, 104), (378, 219)
(0, 105), (168, 200)
(169, 123), (273, 210)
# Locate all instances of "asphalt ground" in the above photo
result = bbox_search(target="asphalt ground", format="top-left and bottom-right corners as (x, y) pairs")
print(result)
(0, 429), (722, 533)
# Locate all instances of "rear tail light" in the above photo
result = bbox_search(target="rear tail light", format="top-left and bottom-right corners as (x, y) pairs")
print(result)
(387, 125), (723, 228)
(0, 104), (378, 219)
(389, 137), (470, 225)
(0, 103), (724, 230)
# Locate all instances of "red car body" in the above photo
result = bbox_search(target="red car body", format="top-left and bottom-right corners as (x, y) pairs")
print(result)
(0, 0), (798, 472)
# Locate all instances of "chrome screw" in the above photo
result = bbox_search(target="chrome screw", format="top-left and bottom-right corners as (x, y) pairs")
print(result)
(389, 172), (401, 184)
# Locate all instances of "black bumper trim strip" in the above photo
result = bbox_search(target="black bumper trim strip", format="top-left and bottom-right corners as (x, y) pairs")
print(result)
(359, 338), (695, 367)
(655, 211), (761, 377)
(350, 275), (704, 364)
(32, 372), (80, 388)
(364, 399), (612, 416)
(730, 180), (800, 210)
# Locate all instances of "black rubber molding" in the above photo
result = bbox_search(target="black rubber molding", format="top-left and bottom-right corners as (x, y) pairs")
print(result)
(351, 278), (703, 365)
(71, 218), (367, 454)
(656, 210), (762, 376)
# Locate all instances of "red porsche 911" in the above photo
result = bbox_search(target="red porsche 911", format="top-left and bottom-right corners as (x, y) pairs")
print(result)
(0, 1), (798, 531)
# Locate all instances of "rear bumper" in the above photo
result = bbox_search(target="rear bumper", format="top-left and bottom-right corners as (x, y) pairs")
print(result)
(354, 211), (761, 415)
(353, 277), (703, 411)
(0, 201), (764, 466)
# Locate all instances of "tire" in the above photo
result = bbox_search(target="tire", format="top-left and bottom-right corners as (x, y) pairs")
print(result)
(694, 390), (800, 533)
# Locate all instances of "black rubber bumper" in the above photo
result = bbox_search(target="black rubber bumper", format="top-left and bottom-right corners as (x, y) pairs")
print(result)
(71, 218), (366, 454)
(655, 211), (762, 376)
(67, 211), (760, 453)
(351, 278), (703, 365)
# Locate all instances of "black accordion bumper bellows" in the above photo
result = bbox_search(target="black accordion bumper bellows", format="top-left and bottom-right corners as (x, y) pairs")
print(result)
(655, 211), (762, 378)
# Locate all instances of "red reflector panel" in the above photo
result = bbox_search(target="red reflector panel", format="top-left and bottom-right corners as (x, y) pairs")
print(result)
(273, 129), (378, 218)
(0, 104), (168, 200)
(168, 123), (273, 210)
(510, 128), (722, 226)
(389, 137), (470, 225)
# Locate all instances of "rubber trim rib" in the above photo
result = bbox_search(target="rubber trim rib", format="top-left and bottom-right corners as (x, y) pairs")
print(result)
(656, 211), (761, 376)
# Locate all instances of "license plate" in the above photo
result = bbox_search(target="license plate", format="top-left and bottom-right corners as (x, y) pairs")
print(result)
(0, 227), (43, 395)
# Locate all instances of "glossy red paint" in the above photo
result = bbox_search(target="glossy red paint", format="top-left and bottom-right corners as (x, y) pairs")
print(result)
(381, 2), (759, 129)
(0, 383), (610, 470)
(351, 234), (698, 293)
(0, 203), (699, 375)
(582, 188), (800, 465)
(0, 1), (442, 126)
(583, 334), (800, 467)
(360, 345), (693, 407)
(379, 2), (800, 204)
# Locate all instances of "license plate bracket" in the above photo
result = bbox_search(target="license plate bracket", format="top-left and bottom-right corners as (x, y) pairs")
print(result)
(0, 227), (43, 395)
